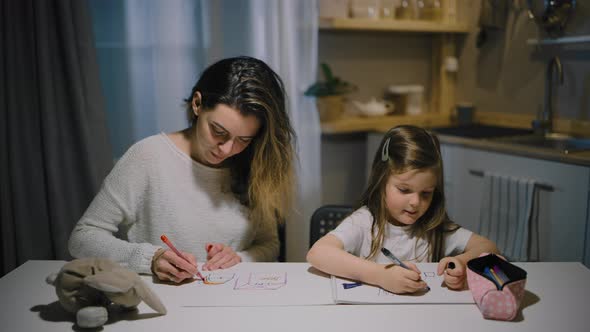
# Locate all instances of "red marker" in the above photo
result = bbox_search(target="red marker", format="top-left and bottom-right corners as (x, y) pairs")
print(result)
(160, 234), (204, 280)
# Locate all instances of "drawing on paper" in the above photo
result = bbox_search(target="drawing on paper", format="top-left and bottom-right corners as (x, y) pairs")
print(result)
(192, 272), (235, 286)
(331, 264), (476, 304)
(374, 271), (436, 297)
(234, 272), (287, 290)
(199, 272), (235, 285)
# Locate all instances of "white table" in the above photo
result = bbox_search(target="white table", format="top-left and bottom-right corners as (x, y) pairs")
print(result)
(1, 260), (588, 332)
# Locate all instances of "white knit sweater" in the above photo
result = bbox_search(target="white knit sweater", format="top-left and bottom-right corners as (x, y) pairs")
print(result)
(69, 133), (278, 274)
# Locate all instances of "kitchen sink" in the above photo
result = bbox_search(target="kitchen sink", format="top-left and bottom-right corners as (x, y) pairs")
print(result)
(490, 133), (590, 153)
(430, 125), (533, 139)
(430, 125), (590, 154)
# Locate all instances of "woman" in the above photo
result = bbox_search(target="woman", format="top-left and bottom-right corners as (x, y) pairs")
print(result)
(69, 56), (296, 283)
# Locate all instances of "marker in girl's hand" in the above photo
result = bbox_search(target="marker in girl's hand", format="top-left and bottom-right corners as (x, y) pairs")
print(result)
(381, 247), (430, 291)
(160, 234), (204, 280)
(447, 262), (456, 270)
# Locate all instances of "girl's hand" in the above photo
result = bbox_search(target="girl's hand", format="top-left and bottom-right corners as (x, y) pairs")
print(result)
(203, 243), (242, 270)
(437, 256), (467, 290)
(152, 249), (198, 283)
(377, 261), (428, 294)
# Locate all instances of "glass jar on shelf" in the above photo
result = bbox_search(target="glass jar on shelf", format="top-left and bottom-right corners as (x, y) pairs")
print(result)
(380, 0), (399, 19)
(350, 0), (380, 19)
(420, 0), (442, 21)
(396, 0), (415, 20)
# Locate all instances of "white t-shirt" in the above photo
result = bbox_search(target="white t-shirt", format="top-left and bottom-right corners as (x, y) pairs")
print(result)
(69, 133), (278, 274)
(329, 207), (472, 264)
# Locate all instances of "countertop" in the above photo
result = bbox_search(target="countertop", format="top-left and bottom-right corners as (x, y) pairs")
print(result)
(435, 133), (590, 167)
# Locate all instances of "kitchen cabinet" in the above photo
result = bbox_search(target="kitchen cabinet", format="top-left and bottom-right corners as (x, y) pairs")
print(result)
(320, 2), (472, 205)
(319, 2), (472, 134)
(441, 144), (590, 263)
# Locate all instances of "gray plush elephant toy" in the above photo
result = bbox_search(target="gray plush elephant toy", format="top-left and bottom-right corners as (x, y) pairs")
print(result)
(46, 258), (166, 328)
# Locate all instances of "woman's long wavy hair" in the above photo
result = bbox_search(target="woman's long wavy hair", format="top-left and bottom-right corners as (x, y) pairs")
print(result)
(184, 56), (296, 228)
(360, 125), (459, 262)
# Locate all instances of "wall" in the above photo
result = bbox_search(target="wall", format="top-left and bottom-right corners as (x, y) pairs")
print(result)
(321, 133), (367, 205)
(319, 30), (433, 205)
(319, 31), (433, 102)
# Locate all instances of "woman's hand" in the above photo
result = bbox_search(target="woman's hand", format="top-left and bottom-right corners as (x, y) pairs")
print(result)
(377, 261), (428, 294)
(203, 243), (242, 270)
(437, 256), (467, 290)
(152, 248), (198, 283)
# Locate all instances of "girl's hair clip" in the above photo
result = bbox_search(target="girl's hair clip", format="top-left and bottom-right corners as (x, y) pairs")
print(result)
(381, 137), (391, 162)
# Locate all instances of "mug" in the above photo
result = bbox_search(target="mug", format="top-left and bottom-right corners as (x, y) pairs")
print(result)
(456, 103), (475, 126)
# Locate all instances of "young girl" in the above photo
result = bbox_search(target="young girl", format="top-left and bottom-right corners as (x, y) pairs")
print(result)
(307, 125), (498, 294)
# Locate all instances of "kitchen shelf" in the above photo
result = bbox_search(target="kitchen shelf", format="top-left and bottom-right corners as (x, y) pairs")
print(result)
(321, 113), (451, 134)
(319, 17), (470, 33)
(318, 2), (471, 134)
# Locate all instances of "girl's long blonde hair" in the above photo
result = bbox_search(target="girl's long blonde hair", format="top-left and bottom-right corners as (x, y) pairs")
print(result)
(360, 125), (459, 262)
(184, 56), (295, 229)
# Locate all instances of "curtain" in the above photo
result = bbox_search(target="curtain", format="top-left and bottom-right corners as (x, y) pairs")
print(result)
(246, 1), (321, 262)
(0, 0), (113, 275)
(90, 0), (321, 262)
(89, 0), (206, 157)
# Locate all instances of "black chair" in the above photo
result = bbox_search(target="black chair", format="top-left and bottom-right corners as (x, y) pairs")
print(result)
(309, 205), (354, 248)
(277, 222), (286, 262)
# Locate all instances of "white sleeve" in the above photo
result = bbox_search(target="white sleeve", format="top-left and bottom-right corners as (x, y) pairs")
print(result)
(68, 143), (161, 274)
(328, 209), (370, 256)
(443, 227), (473, 257)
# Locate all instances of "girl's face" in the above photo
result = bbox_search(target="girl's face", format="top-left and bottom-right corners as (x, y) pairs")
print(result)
(384, 168), (437, 227)
(192, 102), (261, 167)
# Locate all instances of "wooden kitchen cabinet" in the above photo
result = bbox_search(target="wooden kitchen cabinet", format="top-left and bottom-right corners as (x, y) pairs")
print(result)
(319, 3), (472, 134)
(441, 144), (590, 263)
(320, 2), (473, 205)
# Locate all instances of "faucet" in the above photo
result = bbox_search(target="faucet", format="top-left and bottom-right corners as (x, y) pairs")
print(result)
(533, 56), (564, 136)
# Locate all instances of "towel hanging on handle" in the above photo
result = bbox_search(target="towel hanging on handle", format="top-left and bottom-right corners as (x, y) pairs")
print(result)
(477, 172), (538, 262)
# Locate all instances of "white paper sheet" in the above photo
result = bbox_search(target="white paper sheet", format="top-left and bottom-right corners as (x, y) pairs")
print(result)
(159, 262), (474, 307)
(331, 263), (475, 304)
(167, 263), (334, 307)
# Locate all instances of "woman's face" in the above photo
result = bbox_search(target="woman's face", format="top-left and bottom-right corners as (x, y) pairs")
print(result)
(192, 100), (261, 167)
(384, 168), (437, 227)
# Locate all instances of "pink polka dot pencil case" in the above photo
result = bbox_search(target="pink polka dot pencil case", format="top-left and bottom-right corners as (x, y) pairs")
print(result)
(466, 253), (527, 321)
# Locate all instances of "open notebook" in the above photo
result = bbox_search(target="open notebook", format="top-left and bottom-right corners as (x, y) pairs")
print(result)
(159, 262), (474, 307)
(331, 264), (475, 304)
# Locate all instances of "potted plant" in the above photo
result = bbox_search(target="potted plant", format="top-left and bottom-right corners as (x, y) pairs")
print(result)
(305, 63), (356, 122)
